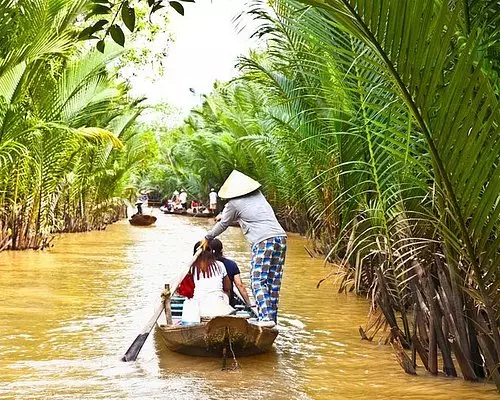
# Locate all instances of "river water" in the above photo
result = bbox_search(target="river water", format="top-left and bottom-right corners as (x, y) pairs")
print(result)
(0, 211), (497, 399)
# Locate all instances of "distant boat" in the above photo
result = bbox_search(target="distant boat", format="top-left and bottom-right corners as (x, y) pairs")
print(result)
(129, 214), (157, 226)
(162, 209), (187, 215)
(187, 211), (214, 218)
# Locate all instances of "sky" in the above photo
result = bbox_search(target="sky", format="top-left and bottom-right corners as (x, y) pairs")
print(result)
(124, 0), (260, 123)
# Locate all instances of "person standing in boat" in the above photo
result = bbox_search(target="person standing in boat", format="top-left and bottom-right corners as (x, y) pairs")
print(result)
(209, 188), (218, 214)
(209, 238), (252, 308)
(135, 202), (143, 216)
(179, 189), (188, 210)
(203, 170), (287, 327)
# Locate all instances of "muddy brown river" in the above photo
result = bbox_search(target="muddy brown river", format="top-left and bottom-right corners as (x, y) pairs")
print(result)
(0, 211), (497, 399)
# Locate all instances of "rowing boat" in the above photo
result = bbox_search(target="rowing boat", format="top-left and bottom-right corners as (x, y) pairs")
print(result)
(162, 209), (187, 215)
(129, 214), (157, 226)
(186, 211), (214, 218)
(156, 295), (278, 357)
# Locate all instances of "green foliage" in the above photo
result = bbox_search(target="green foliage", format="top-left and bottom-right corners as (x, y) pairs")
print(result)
(0, 0), (152, 247)
(82, 0), (194, 51)
(150, 0), (500, 387)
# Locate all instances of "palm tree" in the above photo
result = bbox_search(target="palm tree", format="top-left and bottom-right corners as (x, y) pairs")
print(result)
(0, 0), (150, 248)
(150, 0), (499, 388)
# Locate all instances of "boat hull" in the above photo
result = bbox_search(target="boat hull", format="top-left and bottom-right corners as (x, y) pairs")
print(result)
(187, 212), (214, 218)
(157, 316), (278, 357)
(129, 215), (157, 226)
(162, 210), (187, 215)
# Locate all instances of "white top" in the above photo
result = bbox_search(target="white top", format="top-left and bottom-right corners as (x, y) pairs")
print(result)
(179, 192), (187, 202)
(209, 191), (217, 204)
(192, 261), (226, 299)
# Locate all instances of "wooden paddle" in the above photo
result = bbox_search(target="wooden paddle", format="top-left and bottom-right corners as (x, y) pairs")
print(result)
(121, 246), (203, 362)
(234, 284), (258, 318)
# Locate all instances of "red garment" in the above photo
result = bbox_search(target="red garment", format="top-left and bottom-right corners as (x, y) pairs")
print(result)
(177, 273), (195, 298)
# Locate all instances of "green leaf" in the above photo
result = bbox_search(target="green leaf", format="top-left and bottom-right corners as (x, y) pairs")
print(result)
(109, 24), (125, 46)
(79, 19), (108, 40)
(169, 1), (184, 15)
(121, 1), (136, 32)
(180, 0), (195, 2)
(79, 26), (95, 40)
(96, 39), (105, 53)
(151, 3), (165, 13)
(93, 19), (108, 30)
(92, 4), (111, 15)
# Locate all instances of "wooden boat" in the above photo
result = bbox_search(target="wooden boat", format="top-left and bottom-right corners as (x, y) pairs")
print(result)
(186, 211), (214, 218)
(162, 209), (187, 215)
(129, 214), (157, 226)
(156, 295), (278, 357)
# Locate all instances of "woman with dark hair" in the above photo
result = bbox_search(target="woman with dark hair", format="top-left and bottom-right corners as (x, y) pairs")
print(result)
(209, 239), (251, 307)
(190, 241), (233, 318)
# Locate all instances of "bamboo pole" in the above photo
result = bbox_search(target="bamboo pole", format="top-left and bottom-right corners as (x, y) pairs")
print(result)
(164, 284), (172, 325)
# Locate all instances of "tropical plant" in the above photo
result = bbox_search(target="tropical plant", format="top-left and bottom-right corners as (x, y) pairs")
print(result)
(150, 0), (500, 389)
(0, 0), (151, 249)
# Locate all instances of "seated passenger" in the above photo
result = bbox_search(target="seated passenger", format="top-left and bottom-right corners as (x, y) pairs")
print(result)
(209, 238), (252, 308)
(191, 241), (234, 318)
(191, 200), (199, 213)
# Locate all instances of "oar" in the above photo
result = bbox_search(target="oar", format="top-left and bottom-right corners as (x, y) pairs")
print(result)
(234, 284), (258, 318)
(121, 247), (203, 362)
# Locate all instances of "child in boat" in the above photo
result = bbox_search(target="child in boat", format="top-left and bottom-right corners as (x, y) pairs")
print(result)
(190, 241), (234, 318)
(209, 238), (252, 308)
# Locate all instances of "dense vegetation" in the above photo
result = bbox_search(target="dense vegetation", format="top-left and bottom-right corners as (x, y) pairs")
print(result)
(147, 0), (500, 389)
(1, 0), (499, 390)
(0, 0), (155, 250)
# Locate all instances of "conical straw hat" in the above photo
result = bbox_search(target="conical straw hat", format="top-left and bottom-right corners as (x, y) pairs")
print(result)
(218, 170), (261, 199)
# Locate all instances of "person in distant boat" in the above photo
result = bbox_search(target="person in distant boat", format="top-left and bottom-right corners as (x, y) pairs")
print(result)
(179, 189), (188, 210)
(209, 238), (252, 308)
(135, 202), (143, 215)
(209, 188), (217, 214)
(191, 241), (234, 318)
(169, 190), (179, 211)
(191, 200), (200, 213)
(203, 170), (287, 327)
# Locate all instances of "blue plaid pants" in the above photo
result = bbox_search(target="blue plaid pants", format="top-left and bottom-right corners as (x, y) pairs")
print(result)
(250, 236), (287, 322)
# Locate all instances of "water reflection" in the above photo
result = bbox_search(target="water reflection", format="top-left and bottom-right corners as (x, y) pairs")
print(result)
(0, 210), (497, 399)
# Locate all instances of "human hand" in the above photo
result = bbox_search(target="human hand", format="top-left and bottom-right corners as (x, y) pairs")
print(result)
(245, 304), (258, 314)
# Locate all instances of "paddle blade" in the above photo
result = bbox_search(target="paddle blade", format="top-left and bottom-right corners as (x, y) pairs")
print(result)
(121, 333), (149, 362)
(121, 248), (203, 362)
(121, 302), (164, 362)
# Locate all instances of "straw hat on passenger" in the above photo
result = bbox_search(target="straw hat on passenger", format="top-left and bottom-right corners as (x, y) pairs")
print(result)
(218, 170), (261, 199)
